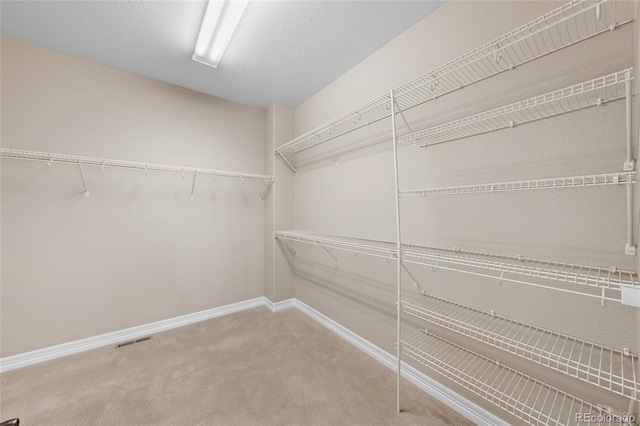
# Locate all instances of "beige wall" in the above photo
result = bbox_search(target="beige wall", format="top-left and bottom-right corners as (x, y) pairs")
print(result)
(265, 103), (295, 303)
(264, 103), (295, 303)
(1, 37), (266, 357)
(289, 1), (638, 422)
(264, 105), (275, 302)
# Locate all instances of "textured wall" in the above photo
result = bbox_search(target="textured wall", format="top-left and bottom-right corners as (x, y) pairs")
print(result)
(1, 37), (266, 357)
(289, 1), (639, 423)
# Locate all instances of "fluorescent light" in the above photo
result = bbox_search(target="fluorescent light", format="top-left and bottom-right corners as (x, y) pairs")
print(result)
(193, 0), (249, 68)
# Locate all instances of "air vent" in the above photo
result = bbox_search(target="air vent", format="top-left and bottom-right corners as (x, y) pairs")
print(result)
(116, 336), (152, 349)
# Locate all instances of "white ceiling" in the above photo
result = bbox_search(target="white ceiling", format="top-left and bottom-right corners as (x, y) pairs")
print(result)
(1, 0), (444, 109)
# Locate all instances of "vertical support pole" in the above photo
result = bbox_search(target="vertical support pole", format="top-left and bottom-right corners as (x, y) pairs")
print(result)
(625, 74), (635, 172)
(391, 90), (403, 412)
(625, 73), (637, 256)
(627, 183), (636, 255)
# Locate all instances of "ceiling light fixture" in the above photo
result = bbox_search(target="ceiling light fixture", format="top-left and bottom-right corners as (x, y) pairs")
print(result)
(193, 0), (249, 68)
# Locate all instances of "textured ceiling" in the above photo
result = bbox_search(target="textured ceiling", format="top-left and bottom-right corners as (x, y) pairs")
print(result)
(0, 0), (444, 109)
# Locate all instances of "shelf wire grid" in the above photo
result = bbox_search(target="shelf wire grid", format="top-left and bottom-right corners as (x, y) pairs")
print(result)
(399, 172), (636, 197)
(276, 231), (637, 301)
(0, 148), (274, 182)
(275, 230), (398, 261)
(275, 0), (633, 164)
(402, 330), (610, 426)
(403, 293), (639, 400)
(403, 243), (637, 295)
(397, 69), (633, 147)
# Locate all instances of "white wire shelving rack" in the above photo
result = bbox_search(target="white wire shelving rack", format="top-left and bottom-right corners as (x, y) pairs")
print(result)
(398, 67), (639, 257)
(274, 0), (639, 422)
(403, 243), (637, 298)
(397, 69), (634, 148)
(399, 172), (636, 197)
(0, 148), (275, 200)
(402, 330), (615, 426)
(403, 293), (639, 401)
(275, 230), (638, 304)
(275, 0), (634, 172)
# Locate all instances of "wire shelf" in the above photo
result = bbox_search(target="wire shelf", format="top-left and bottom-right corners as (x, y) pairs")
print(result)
(397, 69), (634, 147)
(275, 0), (634, 167)
(403, 293), (639, 400)
(400, 172), (636, 197)
(0, 148), (274, 182)
(402, 330), (611, 426)
(275, 230), (397, 262)
(275, 231), (637, 302)
(403, 243), (637, 296)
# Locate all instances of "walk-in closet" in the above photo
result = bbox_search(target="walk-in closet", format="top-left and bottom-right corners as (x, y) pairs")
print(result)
(1, 1), (639, 425)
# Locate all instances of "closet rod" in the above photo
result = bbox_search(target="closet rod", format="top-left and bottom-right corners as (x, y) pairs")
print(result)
(0, 148), (275, 182)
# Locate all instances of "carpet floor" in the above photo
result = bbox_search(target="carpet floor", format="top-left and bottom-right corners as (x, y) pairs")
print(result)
(0, 307), (471, 425)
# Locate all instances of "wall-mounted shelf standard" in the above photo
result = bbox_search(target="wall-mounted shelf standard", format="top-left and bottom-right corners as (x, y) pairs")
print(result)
(400, 172), (636, 197)
(275, 0), (634, 171)
(397, 69), (634, 148)
(403, 293), (639, 400)
(0, 148), (275, 200)
(275, 230), (639, 305)
(402, 330), (614, 426)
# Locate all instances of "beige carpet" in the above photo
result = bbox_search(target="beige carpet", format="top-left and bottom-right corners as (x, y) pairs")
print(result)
(0, 307), (471, 425)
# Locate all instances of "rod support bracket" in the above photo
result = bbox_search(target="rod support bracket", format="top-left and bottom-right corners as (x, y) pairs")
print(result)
(259, 179), (274, 201)
(623, 160), (635, 172)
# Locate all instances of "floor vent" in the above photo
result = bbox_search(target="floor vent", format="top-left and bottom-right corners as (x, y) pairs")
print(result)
(116, 336), (152, 349)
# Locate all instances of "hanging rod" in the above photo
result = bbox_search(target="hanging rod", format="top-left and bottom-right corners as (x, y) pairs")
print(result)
(402, 330), (618, 426)
(275, 0), (633, 166)
(0, 148), (274, 182)
(275, 230), (639, 304)
(403, 293), (639, 401)
(398, 68), (634, 147)
(1, 148), (275, 200)
(400, 172), (636, 197)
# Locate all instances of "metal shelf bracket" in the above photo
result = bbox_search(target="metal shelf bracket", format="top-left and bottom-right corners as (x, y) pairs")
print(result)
(259, 179), (274, 201)
(78, 161), (89, 197)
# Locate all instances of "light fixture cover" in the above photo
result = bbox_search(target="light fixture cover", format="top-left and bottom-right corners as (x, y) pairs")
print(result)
(193, 0), (249, 68)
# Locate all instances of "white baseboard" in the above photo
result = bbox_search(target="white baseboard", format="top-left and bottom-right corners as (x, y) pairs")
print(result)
(0, 296), (266, 373)
(263, 297), (297, 312)
(290, 299), (507, 426)
(1, 295), (505, 425)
